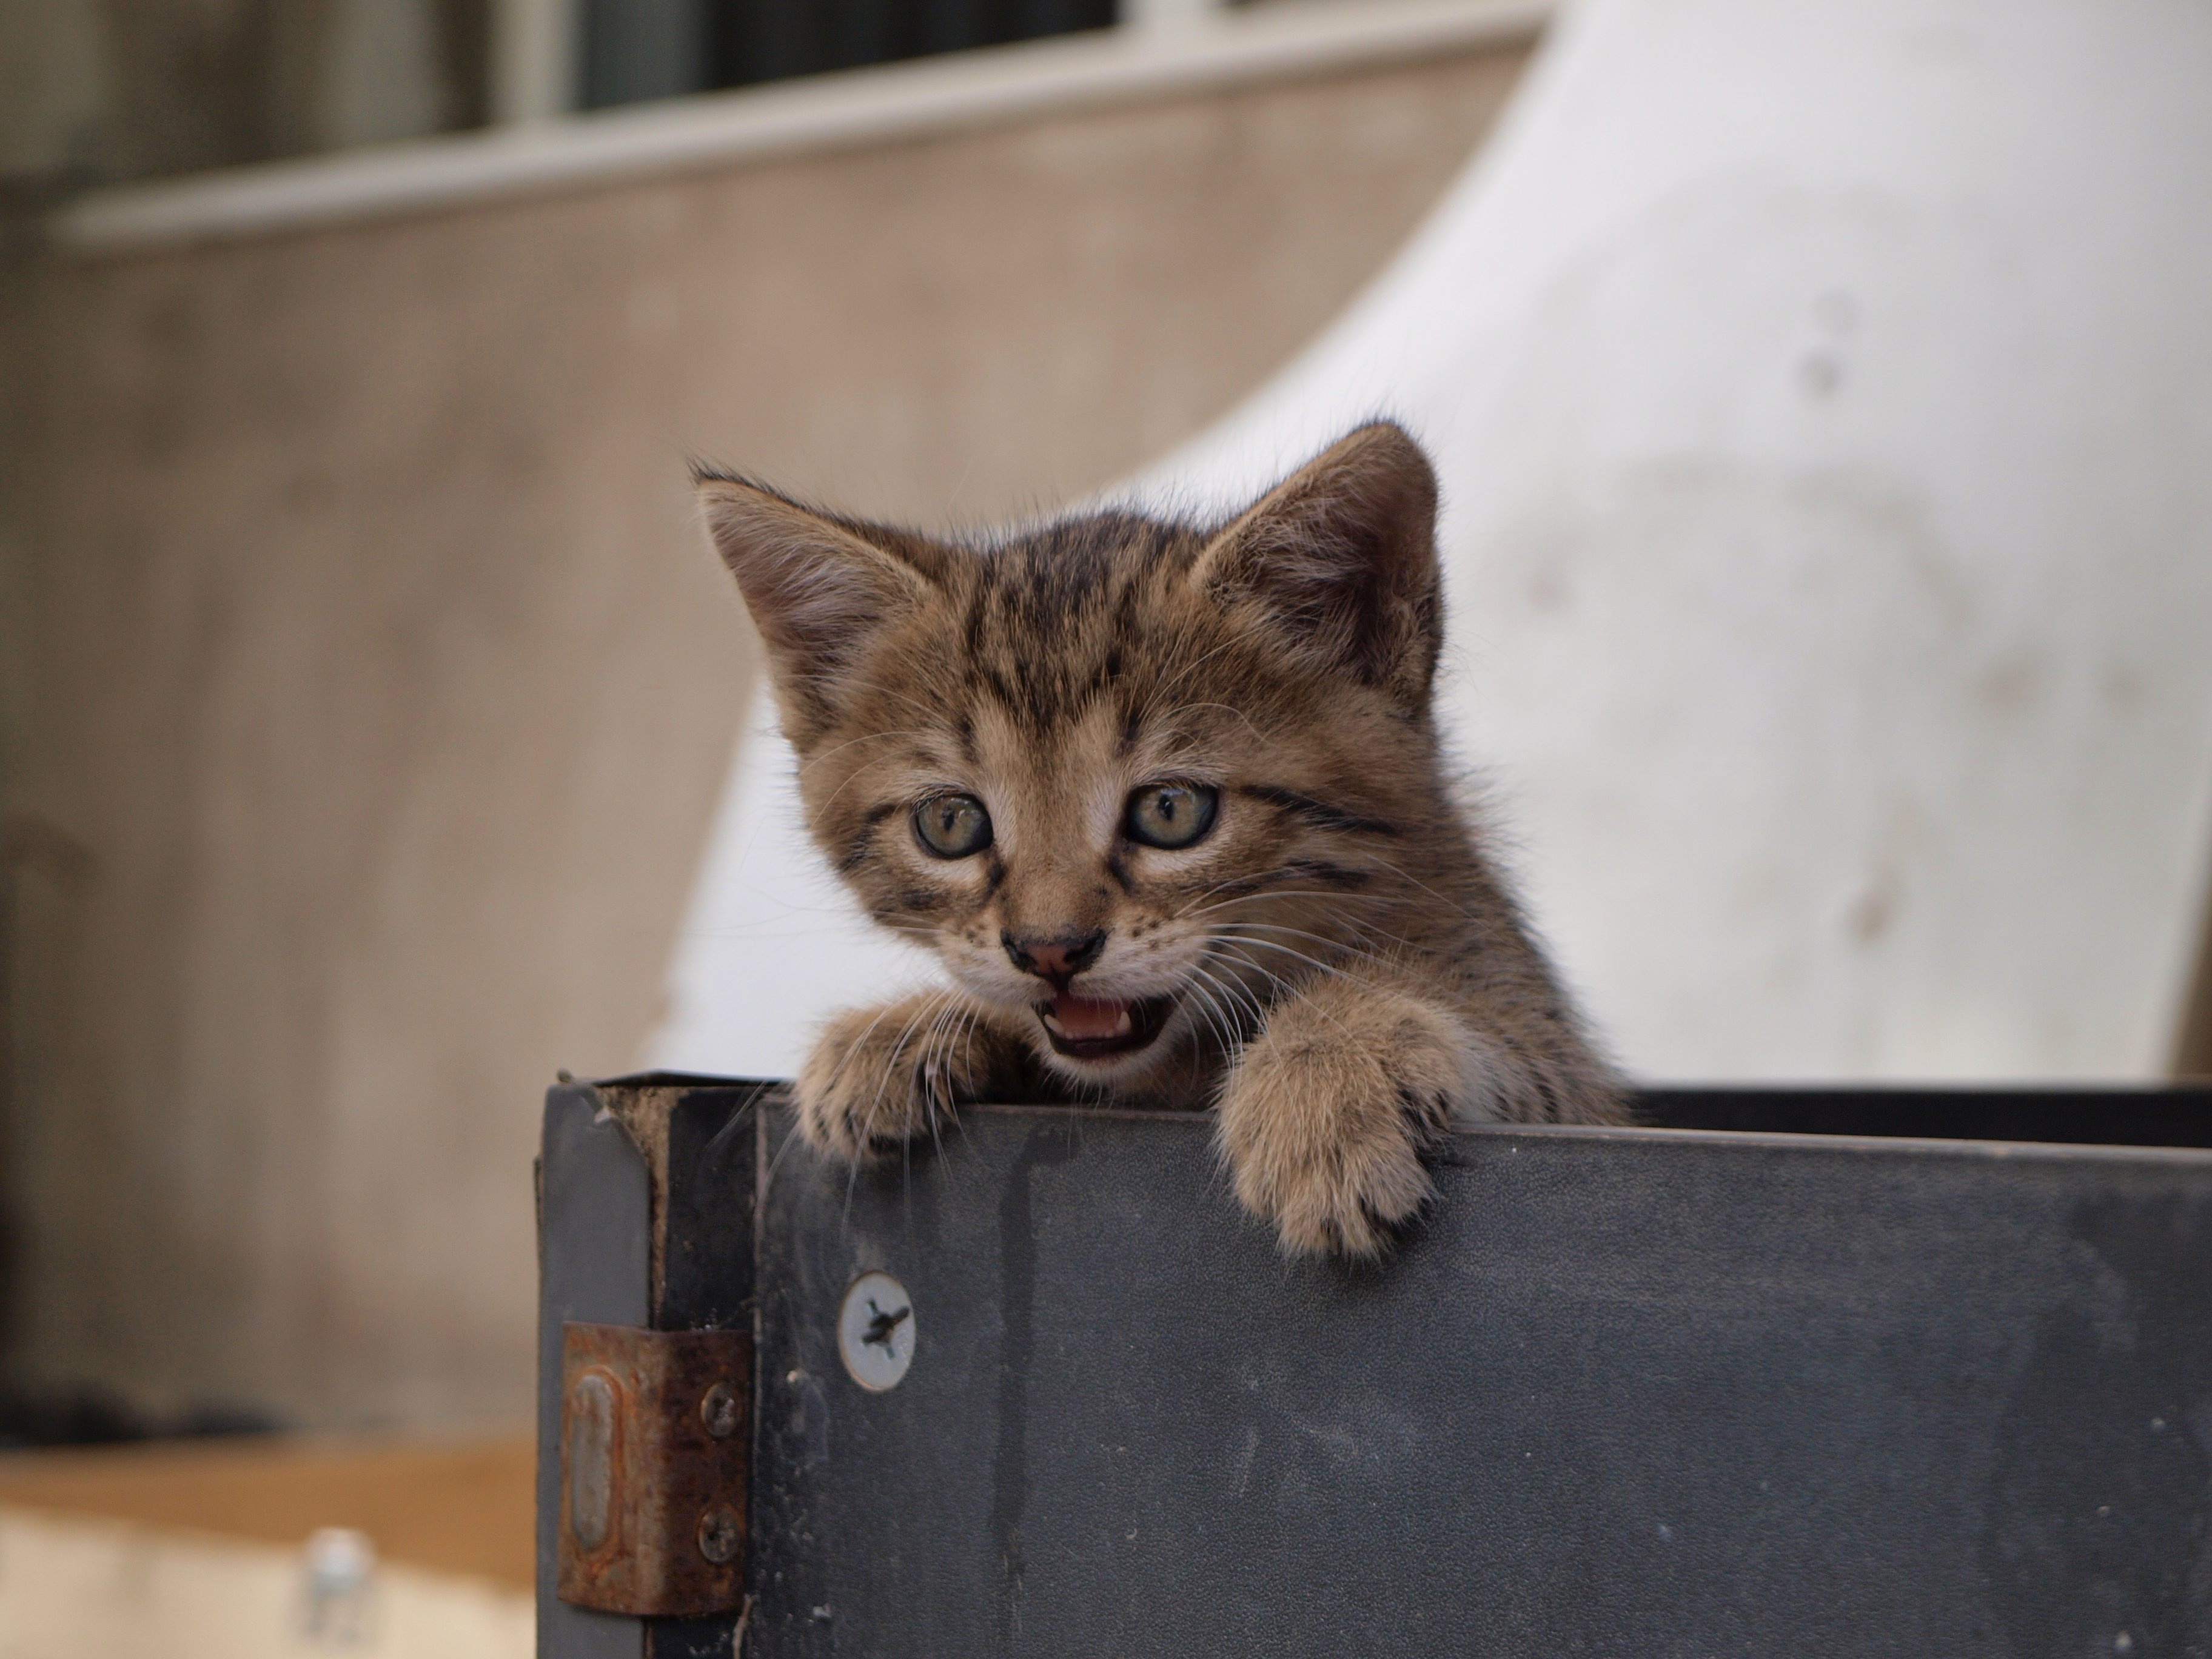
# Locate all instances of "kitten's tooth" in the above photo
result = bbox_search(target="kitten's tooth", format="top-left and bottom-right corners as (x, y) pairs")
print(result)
(1113, 1008), (1133, 1037)
(1041, 1013), (1065, 1036)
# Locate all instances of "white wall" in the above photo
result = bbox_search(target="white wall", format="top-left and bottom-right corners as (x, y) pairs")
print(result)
(660, 0), (2212, 1085)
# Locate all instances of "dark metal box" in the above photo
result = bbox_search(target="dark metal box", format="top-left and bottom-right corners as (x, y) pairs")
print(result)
(538, 1079), (2212, 1657)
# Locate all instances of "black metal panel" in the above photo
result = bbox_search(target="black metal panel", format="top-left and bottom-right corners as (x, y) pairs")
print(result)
(656, 1082), (767, 1335)
(745, 1099), (2212, 1656)
(648, 1083), (768, 1659)
(538, 1084), (654, 1659)
(1641, 1085), (2212, 1148)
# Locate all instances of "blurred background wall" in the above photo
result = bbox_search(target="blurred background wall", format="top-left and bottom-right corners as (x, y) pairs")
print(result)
(0, 0), (1417, 189)
(0, 0), (1539, 1430)
(3, 0), (2207, 1444)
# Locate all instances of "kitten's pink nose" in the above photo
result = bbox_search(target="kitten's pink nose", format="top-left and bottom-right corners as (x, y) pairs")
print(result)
(1003, 929), (1107, 990)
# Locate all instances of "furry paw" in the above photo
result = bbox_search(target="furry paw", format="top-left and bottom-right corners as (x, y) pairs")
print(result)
(1216, 984), (1469, 1259)
(796, 994), (990, 1162)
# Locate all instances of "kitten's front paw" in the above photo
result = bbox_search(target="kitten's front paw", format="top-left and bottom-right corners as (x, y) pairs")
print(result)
(1216, 985), (1468, 1259)
(796, 994), (986, 1162)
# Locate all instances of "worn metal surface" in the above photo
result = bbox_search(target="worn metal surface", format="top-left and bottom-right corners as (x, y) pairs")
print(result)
(539, 1079), (768, 1659)
(743, 1091), (2212, 1657)
(558, 1322), (752, 1616)
(1640, 1086), (2212, 1148)
(538, 1084), (652, 1659)
(632, 1082), (767, 1659)
(541, 1080), (2212, 1654)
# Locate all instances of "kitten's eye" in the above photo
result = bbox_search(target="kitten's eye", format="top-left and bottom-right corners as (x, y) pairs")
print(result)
(1125, 782), (1219, 850)
(914, 793), (993, 859)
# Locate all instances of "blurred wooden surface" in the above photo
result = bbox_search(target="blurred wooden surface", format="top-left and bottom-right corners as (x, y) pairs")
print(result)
(0, 1433), (534, 1589)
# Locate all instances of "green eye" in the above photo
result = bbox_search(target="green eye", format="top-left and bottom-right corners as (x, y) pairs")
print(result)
(914, 793), (993, 859)
(1125, 782), (1219, 850)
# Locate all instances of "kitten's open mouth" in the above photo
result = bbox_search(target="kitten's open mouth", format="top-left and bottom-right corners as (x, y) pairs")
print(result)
(1036, 993), (1176, 1062)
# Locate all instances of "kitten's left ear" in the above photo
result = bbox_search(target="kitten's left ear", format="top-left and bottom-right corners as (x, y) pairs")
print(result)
(694, 469), (943, 742)
(1188, 421), (1443, 711)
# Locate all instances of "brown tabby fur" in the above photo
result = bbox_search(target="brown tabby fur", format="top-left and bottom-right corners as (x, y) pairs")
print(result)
(697, 423), (1625, 1258)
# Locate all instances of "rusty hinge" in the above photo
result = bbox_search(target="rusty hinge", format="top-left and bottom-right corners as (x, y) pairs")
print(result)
(558, 1321), (751, 1616)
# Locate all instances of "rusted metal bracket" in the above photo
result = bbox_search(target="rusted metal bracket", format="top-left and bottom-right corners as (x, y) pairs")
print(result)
(557, 1321), (751, 1617)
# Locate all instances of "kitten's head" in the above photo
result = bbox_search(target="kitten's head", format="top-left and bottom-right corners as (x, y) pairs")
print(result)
(698, 423), (1446, 1093)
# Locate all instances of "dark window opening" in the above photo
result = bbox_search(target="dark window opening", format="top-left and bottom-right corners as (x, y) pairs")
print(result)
(582, 0), (1123, 112)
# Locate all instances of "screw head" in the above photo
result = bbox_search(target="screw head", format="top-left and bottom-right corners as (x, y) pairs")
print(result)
(837, 1271), (916, 1392)
(699, 1380), (742, 1439)
(697, 1504), (741, 1565)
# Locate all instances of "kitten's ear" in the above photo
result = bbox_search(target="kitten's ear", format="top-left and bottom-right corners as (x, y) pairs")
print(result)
(1188, 422), (1443, 710)
(695, 471), (938, 736)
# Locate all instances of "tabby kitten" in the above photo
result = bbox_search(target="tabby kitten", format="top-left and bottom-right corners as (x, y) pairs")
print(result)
(697, 423), (1624, 1258)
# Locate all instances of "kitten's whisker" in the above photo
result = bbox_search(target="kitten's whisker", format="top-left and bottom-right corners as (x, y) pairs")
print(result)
(1137, 634), (1247, 714)
(842, 990), (953, 1229)
(1173, 902), (1410, 948)
(916, 999), (966, 1164)
(1204, 921), (1412, 977)
(1185, 947), (1270, 1037)
(823, 994), (923, 1213)
(1187, 948), (1268, 1019)
(1176, 968), (1242, 1067)
(1168, 875), (1410, 921)
(1182, 965), (1258, 1063)
(1205, 943), (1364, 1044)
(1350, 854), (1492, 925)
(762, 1105), (813, 1191)
(1137, 697), (1267, 748)
(1210, 934), (1368, 987)
(1173, 886), (1402, 917)
(940, 1004), (987, 1149)
(817, 1000), (902, 1100)
(794, 726), (936, 773)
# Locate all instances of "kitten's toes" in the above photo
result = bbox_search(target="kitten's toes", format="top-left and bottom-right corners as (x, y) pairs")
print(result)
(1247, 1108), (1435, 1260)
(1218, 1042), (1450, 1261)
(1218, 984), (1470, 1259)
(795, 999), (967, 1163)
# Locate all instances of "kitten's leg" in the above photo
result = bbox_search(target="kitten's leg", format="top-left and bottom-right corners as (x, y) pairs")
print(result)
(1215, 976), (1467, 1258)
(796, 991), (1037, 1161)
(1221, 973), (1629, 1256)
(1225, 973), (1625, 1259)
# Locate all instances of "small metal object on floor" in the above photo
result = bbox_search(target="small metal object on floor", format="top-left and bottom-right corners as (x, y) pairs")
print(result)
(301, 1527), (377, 1644)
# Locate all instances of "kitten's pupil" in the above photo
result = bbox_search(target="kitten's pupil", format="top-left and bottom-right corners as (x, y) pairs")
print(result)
(1126, 782), (1219, 850)
(916, 793), (991, 859)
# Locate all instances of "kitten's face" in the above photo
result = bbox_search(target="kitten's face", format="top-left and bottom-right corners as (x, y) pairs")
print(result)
(700, 424), (1444, 1093)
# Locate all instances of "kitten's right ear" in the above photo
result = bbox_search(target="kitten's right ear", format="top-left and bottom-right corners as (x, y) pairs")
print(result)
(1188, 422), (1443, 711)
(695, 470), (936, 735)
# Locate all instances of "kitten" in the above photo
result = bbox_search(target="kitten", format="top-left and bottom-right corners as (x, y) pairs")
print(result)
(697, 422), (1626, 1258)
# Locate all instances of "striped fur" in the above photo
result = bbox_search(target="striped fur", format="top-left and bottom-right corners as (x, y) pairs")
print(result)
(700, 423), (1624, 1258)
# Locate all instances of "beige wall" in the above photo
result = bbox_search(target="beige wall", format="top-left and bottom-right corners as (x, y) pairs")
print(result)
(5, 43), (1528, 1426)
